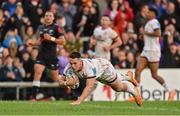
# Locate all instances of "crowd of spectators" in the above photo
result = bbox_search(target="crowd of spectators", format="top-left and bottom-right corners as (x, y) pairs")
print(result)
(0, 0), (179, 100)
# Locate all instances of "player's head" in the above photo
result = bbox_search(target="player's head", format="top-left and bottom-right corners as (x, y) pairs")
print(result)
(69, 52), (82, 72)
(146, 7), (158, 20)
(101, 15), (111, 28)
(44, 11), (55, 25)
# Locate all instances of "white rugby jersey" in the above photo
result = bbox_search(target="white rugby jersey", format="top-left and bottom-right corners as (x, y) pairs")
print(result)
(93, 26), (118, 60)
(63, 58), (114, 81)
(143, 19), (161, 52)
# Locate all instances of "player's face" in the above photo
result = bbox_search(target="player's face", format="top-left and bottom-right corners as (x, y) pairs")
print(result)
(69, 58), (83, 72)
(101, 16), (111, 28)
(146, 10), (155, 20)
(44, 12), (54, 25)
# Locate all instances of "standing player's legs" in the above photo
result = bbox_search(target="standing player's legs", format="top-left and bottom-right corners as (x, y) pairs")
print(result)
(149, 62), (165, 85)
(32, 64), (45, 98)
(135, 57), (148, 84)
(149, 62), (176, 101)
(108, 78), (143, 106)
(48, 58), (64, 84)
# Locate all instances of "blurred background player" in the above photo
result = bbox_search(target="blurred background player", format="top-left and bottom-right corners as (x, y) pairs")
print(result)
(28, 11), (65, 100)
(134, 8), (176, 101)
(90, 15), (122, 60)
(61, 52), (142, 106)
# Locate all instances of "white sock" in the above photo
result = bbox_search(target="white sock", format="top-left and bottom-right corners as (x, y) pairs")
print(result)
(32, 81), (40, 87)
(122, 80), (137, 96)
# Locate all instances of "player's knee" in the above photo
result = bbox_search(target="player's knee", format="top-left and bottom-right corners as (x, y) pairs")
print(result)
(35, 70), (43, 76)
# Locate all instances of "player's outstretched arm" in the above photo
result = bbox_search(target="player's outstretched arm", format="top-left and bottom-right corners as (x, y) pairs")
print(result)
(70, 77), (96, 105)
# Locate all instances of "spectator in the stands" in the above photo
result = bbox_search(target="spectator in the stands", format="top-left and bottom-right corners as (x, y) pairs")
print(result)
(113, 0), (134, 34)
(160, 1), (180, 32)
(57, 0), (77, 30)
(57, 48), (69, 75)
(22, 52), (34, 81)
(104, 0), (120, 21)
(10, 3), (30, 38)
(1, 55), (23, 81)
(133, 4), (148, 33)
(126, 51), (136, 68)
(2, 0), (17, 17)
(148, 0), (166, 19)
(23, 26), (37, 43)
(3, 29), (23, 48)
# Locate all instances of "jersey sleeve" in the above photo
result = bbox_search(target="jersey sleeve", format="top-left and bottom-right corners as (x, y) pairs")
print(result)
(109, 29), (118, 39)
(83, 60), (96, 78)
(93, 27), (98, 37)
(152, 20), (161, 30)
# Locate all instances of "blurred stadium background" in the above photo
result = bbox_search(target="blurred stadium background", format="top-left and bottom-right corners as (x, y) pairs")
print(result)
(0, 0), (179, 115)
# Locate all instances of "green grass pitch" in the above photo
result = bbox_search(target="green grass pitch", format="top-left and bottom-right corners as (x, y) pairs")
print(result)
(0, 101), (179, 115)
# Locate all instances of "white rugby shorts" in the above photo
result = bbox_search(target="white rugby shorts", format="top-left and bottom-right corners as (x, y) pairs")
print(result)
(141, 50), (161, 62)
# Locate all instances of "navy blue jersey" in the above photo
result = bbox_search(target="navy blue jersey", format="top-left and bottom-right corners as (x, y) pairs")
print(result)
(38, 23), (63, 57)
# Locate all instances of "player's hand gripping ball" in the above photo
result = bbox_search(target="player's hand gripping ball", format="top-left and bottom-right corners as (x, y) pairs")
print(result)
(65, 68), (80, 89)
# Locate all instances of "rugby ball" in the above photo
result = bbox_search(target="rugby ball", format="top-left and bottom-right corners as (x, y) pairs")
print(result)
(65, 68), (80, 89)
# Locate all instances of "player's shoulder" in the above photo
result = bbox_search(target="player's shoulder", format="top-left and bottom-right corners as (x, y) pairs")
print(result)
(94, 26), (101, 31)
(81, 59), (96, 73)
(53, 23), (64, 33)
(149, 19), (159, 24)
(81, 58), (94, 67)
(151, 19), (161, 27)
(81, 58), (93, 63)
(50, 23), (60, 29)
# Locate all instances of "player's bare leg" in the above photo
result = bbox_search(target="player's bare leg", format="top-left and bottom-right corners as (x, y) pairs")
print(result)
(121, 71), (139, 86)
(135, 57), (148, 84)
(149, 62), (176, 101)
(32, 64), (45, 99)
(128, 57), (147, 102)
(149, 62), (165, 85)
(115, 71), (138, 101)
(109, 78), (143, 106)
